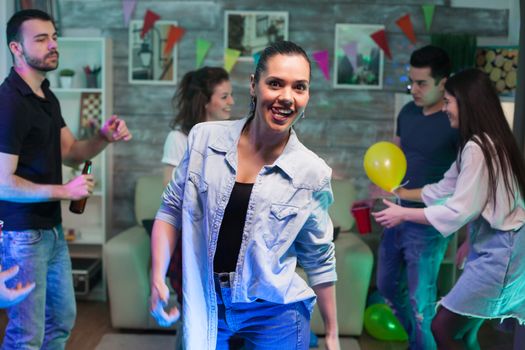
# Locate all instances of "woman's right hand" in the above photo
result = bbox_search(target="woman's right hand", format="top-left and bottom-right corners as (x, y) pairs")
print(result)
(0, 265), (35, 308)
(150, 279), (180, 327)
(371, 199), (407, 228)
(324, 332), (341, 350)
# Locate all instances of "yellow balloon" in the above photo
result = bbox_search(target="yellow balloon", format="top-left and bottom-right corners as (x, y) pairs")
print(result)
(364, 142), (407, 192)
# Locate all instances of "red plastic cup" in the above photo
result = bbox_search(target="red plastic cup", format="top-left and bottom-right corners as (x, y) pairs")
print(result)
(351, 202), (372, 234)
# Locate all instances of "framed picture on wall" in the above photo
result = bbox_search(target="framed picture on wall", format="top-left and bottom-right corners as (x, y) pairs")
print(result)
(128, 20), (178, 85)
(16, 0), (62, 34)
(475, 46), (518, 96)
(333, 24), (384, 89)
(224, 11), (288, 60)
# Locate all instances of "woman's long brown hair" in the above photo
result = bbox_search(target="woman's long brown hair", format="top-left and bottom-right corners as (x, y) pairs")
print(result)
(445, 68), (525, 206)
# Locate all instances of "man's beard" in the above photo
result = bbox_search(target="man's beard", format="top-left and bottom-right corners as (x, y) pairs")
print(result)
(23, 51), (59, 72)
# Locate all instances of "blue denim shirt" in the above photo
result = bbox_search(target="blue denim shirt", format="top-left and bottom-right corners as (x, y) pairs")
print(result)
(156, 118), (336, 350)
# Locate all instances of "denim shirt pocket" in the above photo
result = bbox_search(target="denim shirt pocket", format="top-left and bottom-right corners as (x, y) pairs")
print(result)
(264, 204), (299, 249)
(183, 171), (209, 220)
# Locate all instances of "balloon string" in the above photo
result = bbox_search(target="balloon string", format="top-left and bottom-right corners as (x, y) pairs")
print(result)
(392, 180), (409, 205)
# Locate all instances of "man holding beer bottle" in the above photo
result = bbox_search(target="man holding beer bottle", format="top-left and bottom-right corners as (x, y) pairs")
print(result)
(0, 9), (131, 349)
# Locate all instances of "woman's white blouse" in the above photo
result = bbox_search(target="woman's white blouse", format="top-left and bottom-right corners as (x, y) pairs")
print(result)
(161, 129), (188, 167)
(422, 140), (525, 237)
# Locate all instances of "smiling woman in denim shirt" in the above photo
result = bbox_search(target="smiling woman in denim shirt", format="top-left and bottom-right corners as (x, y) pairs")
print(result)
(149, 41), (340, 350)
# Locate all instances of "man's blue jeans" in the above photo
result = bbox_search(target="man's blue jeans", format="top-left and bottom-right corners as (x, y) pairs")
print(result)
(214, 273), (310, 350)
(377, 222), (450, 350)
(1, 225), (76, 350)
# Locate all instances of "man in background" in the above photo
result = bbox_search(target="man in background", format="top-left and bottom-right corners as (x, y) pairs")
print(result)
(376, 45), (459, 350)
(0, 9), (131, 349)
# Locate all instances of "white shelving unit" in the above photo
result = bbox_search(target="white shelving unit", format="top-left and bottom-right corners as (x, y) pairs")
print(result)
(53, 37), (113, 301)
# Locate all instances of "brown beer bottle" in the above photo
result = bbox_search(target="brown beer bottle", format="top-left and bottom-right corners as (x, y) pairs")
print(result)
(69, 160), (92, 214)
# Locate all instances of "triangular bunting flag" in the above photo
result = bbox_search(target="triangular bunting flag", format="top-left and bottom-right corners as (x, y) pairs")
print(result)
(312, 50), (330, 81)
(370, 29), (392, 60)
(196, 39), (212, 68)
(342, 42), (358, 70)
(395, 14), (417, 44)
(141, 9), (161, 39)
(224, 48), (241, 73)
(164, 25), (186, 55)
(422, 5), (436, 32)
(253, 51), (262, 68)
(122, 0), (137, 26)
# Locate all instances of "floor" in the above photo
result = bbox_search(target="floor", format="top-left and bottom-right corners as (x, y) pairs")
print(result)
(0, 301), (515, 349)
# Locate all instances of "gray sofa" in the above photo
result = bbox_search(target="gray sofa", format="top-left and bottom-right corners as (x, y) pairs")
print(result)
(104, 174), (178, 330)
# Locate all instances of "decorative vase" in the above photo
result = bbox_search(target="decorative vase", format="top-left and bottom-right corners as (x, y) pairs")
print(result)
(60, 76), (73, 89)
(85, 73), (99, 88)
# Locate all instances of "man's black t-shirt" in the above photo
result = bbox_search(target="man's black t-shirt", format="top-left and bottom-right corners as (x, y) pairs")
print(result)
(0, 68), (66, 231)
(396, 101), (459, 208)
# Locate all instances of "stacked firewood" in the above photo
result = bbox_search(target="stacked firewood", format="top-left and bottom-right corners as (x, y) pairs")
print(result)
(476, 48), (518, 95)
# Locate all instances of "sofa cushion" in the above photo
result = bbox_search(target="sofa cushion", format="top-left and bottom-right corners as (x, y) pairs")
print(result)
(329, 179), (357, 232)
(135, 175), (164, 226)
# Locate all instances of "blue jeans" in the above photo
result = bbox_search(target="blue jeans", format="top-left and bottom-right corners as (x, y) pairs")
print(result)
(377, 222), (450, 350)
(1, 225), (76, 350)
(214, 273), (310, 350)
